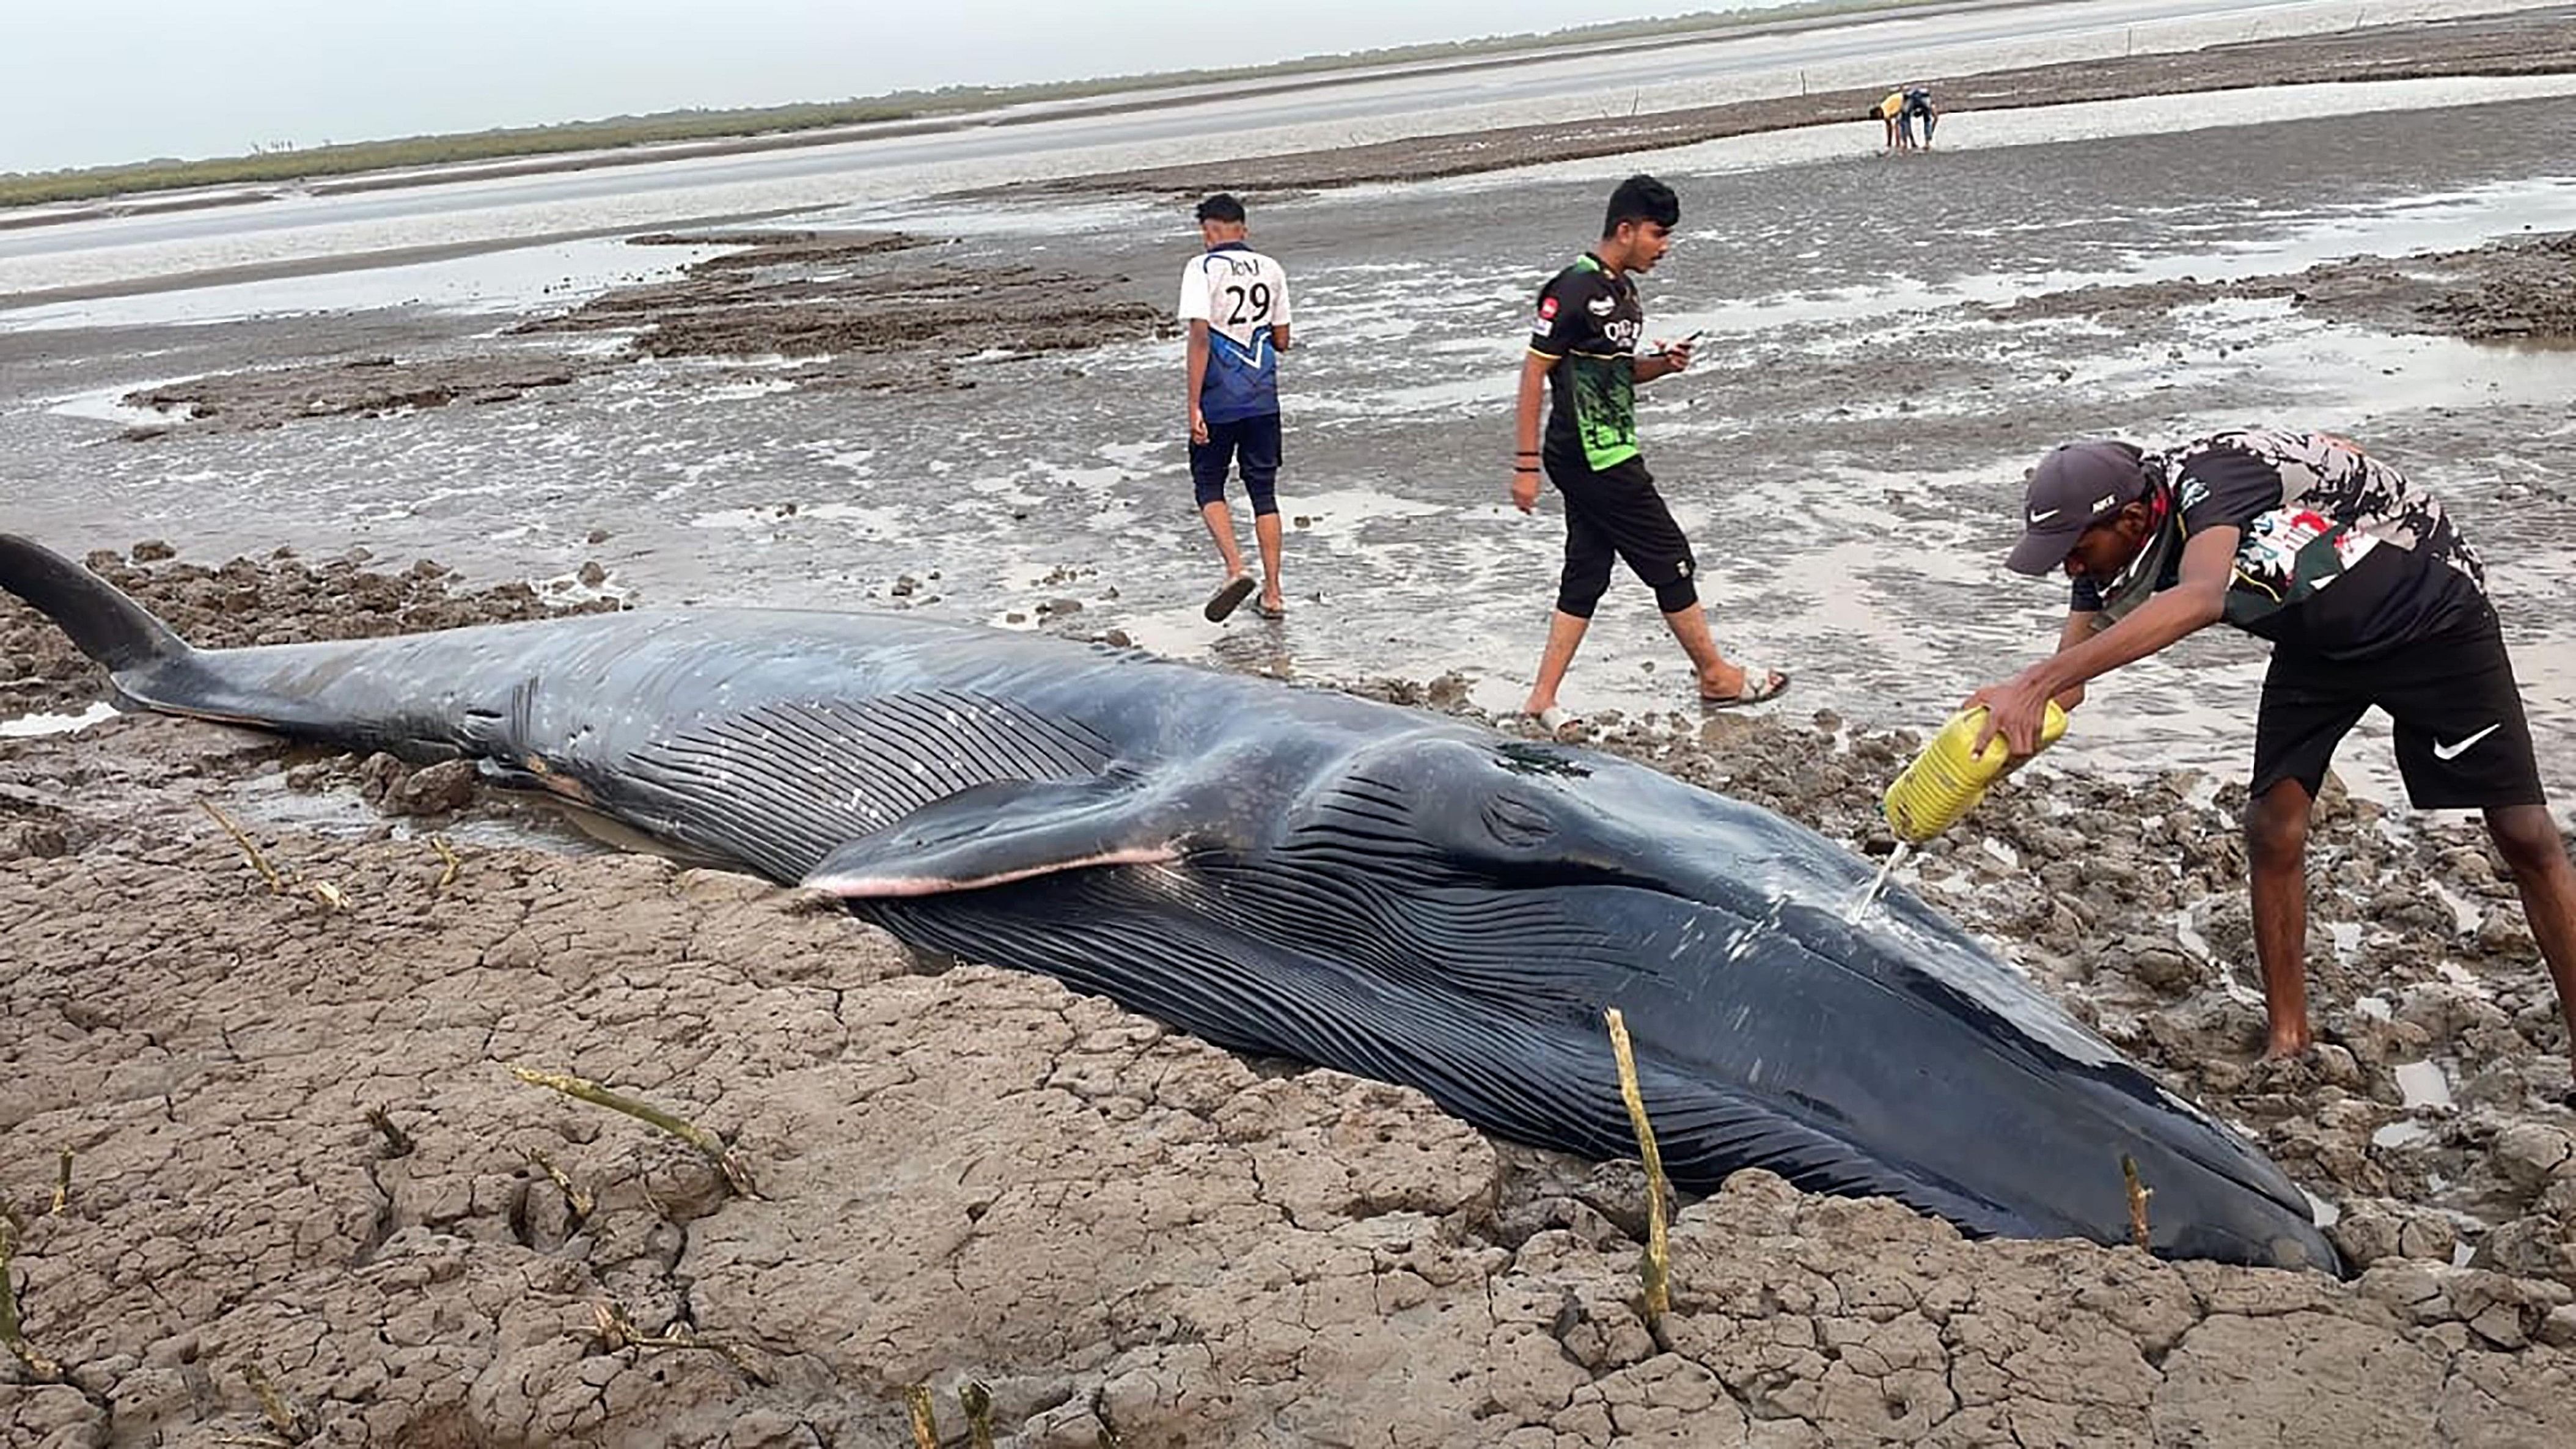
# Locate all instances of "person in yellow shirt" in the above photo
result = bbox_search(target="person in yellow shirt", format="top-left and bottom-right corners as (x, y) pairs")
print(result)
(1874, 90), (1909, 152)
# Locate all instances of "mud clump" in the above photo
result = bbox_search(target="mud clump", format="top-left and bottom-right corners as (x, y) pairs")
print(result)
(518, 229), (1172, 392)
(2420, 231), (2576, 340)
(1981, 229), (2576, 342)
(9, 550), (2576, 1446)
(121, 353), (595, 436)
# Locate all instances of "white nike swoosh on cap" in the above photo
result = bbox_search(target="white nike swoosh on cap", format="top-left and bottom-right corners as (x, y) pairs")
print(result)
(2432, 723), (2501, 761)
(2027, 507), (2061, 524)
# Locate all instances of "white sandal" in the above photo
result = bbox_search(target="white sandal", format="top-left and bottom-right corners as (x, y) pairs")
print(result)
(1703, 664), (1792, 710)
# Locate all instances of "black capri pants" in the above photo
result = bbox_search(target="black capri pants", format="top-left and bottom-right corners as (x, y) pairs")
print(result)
(1547, 452), (1698, 618)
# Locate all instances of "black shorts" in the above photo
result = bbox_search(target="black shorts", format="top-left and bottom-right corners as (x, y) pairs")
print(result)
(1547, 452), (1698, 617)
(2251, 608), (2547, 809)
(1189, 413), (1282, 512)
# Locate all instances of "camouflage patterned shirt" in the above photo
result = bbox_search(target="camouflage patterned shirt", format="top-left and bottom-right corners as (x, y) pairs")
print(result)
(2074, 428), (2489, 659)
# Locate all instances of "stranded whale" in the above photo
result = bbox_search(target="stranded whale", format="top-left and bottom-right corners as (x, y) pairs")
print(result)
(0, 535), (2336, 1270)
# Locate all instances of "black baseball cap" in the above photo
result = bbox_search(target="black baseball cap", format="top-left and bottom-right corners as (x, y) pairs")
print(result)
(2005, 440), (2149, 575)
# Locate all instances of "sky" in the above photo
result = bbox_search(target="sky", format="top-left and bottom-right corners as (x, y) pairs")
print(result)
(0, 0), (1802, 175)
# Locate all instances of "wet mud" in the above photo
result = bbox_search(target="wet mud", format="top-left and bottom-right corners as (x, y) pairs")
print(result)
(516, 229), (1173, 391)
(6, 548), (2576, 1446)
(1032, 4), (2576, 195)
(1983, 227), (2576, 340)
(109, 230), (1172, 435)
(98, 213), (2575, 452)
(119, 354), (596, 437)
(97, 8), (2572, 447)
(13, 10), (2576, 1443)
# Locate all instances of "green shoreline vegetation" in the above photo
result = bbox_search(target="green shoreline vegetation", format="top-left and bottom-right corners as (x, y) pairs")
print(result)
(1, 0), (1948, 208)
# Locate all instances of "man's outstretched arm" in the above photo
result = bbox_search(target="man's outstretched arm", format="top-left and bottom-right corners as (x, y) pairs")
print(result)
(2050, 609), (2100, 712)
(1966, 524), (2240, 752)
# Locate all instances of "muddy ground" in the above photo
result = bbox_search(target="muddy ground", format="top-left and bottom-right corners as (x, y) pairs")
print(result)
(116, 230), (1173, 433)
(1984, 227), (2576, 342)
(12, 8), (2576, 1445)
(92, 206), (2575, 447)
(1036, 4), (2576, 194)
(6, 549), (2576, 1448)
(87, 7), (2576, 441)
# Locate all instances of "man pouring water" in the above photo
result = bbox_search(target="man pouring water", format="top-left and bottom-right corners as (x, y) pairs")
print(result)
(1965, 428), (2576, 1096)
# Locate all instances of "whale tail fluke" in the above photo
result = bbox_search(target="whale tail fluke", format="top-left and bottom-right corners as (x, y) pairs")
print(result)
(0, 535), (194, 673)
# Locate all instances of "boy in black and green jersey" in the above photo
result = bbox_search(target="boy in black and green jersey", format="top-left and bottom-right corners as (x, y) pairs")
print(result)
(1510, 174), (1789, 731)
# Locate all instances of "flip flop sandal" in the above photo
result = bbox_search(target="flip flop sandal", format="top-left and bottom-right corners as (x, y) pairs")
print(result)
(1257, 600), (1287, 621)
(1531, 705), (1582, 739)
(1702, 666), (1792, 710)
(1204, 575), (1256, 623)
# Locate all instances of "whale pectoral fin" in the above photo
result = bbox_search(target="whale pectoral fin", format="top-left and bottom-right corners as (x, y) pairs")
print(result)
(475, 756), (598, 805)
(801, 775), (1179, 898)
(475, 760), (543, 791)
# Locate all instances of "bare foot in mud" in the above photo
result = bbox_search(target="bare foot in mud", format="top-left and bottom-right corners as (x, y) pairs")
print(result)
(2250, 1041), (2361, 1095)
(2247, 1051), (2324, 1096)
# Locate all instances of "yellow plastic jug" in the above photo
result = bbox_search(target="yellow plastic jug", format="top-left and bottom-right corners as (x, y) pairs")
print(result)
(1881, 701), (2069, 845)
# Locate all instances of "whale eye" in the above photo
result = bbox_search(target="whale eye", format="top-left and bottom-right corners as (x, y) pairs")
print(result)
(1481, 792), (1555, 849)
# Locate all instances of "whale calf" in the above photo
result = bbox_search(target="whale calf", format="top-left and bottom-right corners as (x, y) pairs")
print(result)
(0, 535), (2336, 1270)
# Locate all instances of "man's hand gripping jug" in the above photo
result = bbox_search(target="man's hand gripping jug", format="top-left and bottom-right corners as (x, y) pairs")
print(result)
(1881, 701), (2071, 846)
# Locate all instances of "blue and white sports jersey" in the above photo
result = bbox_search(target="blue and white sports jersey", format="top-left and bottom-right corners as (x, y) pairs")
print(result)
(1177, 243), (1291, 424)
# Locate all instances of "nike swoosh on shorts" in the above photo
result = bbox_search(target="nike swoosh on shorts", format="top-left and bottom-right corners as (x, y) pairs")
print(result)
(2432, 723), (2502, 761)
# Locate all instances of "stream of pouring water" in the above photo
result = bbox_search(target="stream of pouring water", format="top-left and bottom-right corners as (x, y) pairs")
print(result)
(1846, 842), (1912, 925)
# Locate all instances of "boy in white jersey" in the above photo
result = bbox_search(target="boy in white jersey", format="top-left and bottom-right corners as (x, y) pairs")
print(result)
(1178, 193), (1293, 622)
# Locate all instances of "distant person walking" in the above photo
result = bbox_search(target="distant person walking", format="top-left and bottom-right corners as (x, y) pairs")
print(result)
(1178, 193), (1294, 622)
(1902, 86), (1939, 149)
(1510, 173), (1790, 734)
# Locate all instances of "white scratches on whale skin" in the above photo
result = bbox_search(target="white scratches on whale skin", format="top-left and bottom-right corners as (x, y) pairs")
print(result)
(805, 846), (1184, 898)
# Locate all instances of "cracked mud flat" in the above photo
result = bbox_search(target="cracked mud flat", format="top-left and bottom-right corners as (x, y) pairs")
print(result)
(9, 11), (2576, 1443)
(8, 552), (2576, 1447)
